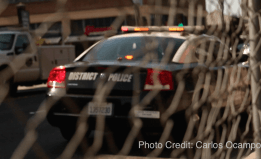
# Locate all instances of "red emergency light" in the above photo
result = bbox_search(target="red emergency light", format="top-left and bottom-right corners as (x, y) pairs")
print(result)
(121, 26), (128, 32)
(169, 27), (184, 31)
(121, 26), (185, 32)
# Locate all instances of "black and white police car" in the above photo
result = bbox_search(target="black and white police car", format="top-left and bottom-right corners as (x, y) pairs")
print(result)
(45, 26), (242, 141)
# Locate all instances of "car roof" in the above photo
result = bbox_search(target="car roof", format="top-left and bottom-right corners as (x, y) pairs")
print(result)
(75, 32), (222, 63)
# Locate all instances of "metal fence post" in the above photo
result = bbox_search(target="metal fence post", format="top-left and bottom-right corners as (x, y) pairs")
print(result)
(249, 0), (261, 158)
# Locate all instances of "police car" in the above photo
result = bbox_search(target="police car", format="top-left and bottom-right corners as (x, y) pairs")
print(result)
(45, 26), (240, 141)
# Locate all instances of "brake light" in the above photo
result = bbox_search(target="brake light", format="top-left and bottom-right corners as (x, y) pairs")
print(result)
(47, 66), (66, 88)
(144, 69), (173, 90)
(125, 55), (133, 60)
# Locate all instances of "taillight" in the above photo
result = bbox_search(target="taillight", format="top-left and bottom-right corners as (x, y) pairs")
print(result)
(47, 66), (66, 88)
(144, 69), (173, 90)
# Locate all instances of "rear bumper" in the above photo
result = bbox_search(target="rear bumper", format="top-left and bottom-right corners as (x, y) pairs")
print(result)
(46, 89), (192, 131)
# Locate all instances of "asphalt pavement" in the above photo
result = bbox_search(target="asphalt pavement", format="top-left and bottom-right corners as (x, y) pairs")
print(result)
(0, 85), (147, 159)
(0, 85), (256, 159)
(0, 85), (71, 159)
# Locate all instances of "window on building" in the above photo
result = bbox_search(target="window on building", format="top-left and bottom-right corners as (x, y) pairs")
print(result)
(30, 22), (62, 38)
(70, 17), (134, 36)
(151, 14), (188, 26)
(8, 0), (51, 4)
(71, 20), (84, 36)
(30, 23), (40, 30)
(125, 15), (136, 26)
(132, 0), (143, 5)
(84, 17), (116, 28)
(30, 22), (61, 31)
(44, 22), (62, 38)
(70, 17), (117, 36)
(49, 22), (62, 32)
(0, 25), (17, 31)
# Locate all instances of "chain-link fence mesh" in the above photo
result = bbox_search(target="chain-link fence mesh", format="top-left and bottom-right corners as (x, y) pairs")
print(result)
(0, 0), (259, 158)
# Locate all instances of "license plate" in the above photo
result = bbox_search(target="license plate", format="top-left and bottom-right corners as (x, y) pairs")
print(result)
(134, 110), (160, 119)
(88, 102), (112, 116)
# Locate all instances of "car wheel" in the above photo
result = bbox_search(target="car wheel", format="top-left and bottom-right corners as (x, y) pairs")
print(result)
(0, 65), (16, 98)
(60, 125), (76, 141)
(171, 111), (188, 143)
(8, 80), (17, 97)
(59, 124), (93, 141)
(0, 78), (17, 98)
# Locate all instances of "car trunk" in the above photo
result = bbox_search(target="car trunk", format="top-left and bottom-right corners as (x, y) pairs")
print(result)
(65, 63), (148, 96)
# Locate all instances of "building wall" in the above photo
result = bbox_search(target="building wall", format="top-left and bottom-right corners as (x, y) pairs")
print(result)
(0, 0), (135, 26)
(1, 0), (134, 17)
(8, 0), (51, 4)
(0, 0), (207, 44)
(0, 0), (208, 55)
(0, 0), (207, 25)
(143, 0), (205, 8)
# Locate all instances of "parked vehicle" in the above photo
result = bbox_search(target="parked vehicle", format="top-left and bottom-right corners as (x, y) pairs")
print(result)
(45, 26), (250, 142)
(0, 29), (75, 96)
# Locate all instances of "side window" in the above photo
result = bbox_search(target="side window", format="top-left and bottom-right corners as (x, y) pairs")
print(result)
(172, 42), (199, 64)
(194, 40), (231, 64)
(14, 34), (30, 55)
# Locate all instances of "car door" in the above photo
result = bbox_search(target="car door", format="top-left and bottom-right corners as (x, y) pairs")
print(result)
(13, 33), (40, 83)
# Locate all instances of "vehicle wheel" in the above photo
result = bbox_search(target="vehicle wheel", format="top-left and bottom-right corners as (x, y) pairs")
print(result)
(59, 124), (93, 141)
(8, 80), (17, 97)
(110, 129), (130, 152)
(171, 111), (187, 143)
(60, 125), (76, 141)
(0, 78), (17, 98)
(0, 65), (16, 98)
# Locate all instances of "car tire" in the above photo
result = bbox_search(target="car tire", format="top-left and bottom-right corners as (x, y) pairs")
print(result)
(8, 80), (17, 97)
(60, 125), (76, 141)
(59, 123), (93, 141)
(0, 65), (16, 98)
(0, 78), (17, 98)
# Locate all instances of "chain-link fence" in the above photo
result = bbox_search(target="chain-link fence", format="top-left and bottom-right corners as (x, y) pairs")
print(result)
(0, 0), (259, 158)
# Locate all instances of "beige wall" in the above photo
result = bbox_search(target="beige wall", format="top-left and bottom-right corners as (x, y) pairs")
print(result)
(0, 6), (136, 26)
(0, 5), (207, 26)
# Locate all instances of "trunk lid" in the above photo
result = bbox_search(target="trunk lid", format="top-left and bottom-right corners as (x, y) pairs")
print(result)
(65, 62), (151, 96)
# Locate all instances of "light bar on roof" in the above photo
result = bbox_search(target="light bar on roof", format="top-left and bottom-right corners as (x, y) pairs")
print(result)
(169, 27), (184, 31)
(121, 25), (205, 33)
(121, 26), (128, 32)
(134, 27), (149, 31)
(121, 26), (184, 32)
(125, 55), (134, 60)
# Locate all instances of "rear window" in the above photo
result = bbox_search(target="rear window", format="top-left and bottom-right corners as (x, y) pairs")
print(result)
(82, 36), (185, 62)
